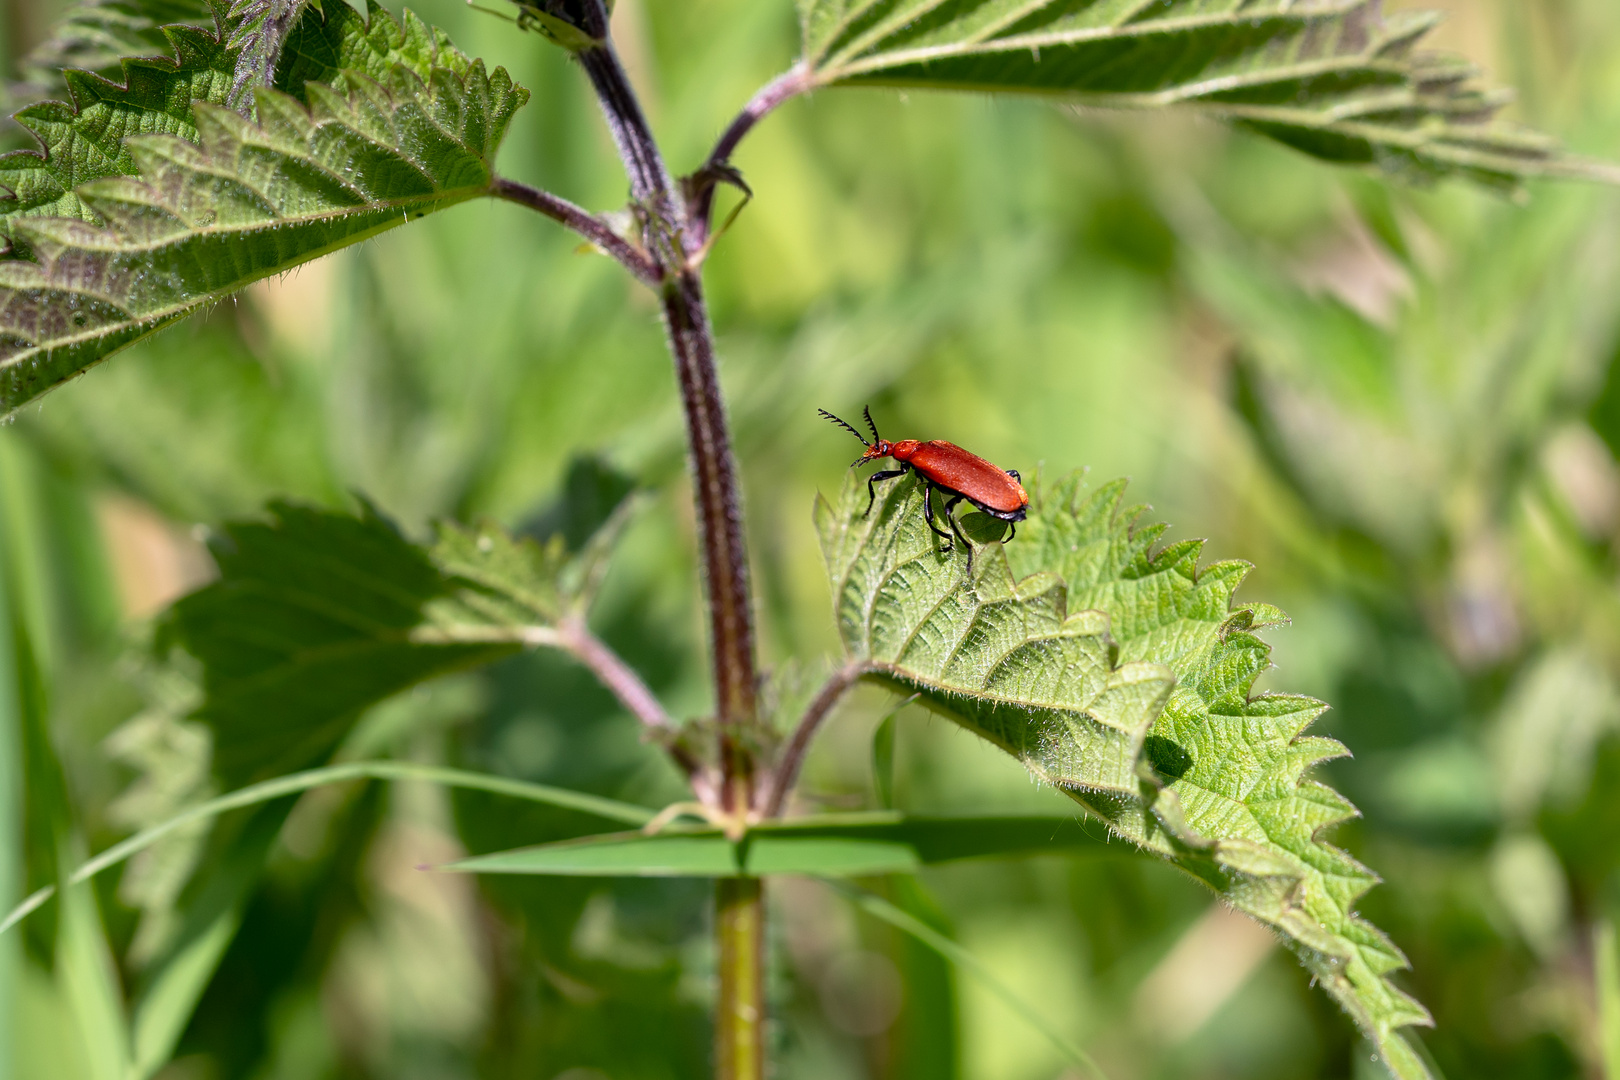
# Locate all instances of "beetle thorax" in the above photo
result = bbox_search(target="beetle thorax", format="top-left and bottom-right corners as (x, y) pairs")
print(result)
(886, 439), (921, 460)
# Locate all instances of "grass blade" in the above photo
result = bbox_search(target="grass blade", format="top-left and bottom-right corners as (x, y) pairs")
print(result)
(0, 760), (655, 936)
(443, 813), (1109, 877)
(829, 881), (1107, 1080)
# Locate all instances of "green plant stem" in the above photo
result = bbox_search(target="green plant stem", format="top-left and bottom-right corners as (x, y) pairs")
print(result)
(1599, 919), (1620, 1078)
(716, 876), (765, 1080)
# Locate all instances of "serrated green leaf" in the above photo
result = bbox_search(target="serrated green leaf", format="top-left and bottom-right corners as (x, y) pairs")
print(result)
(162, 501), (624, 787)
(164, 502), (509, 786)
(798, 0), (1617, 190)
(12, 0), (216, 104)
(444, 812), (1108, 876)
(1, 20), (235, 232)
(274, 0), (478, 100)
(0, 1), (528, 414)
(816, 472), (1175, 826)
(816, 470), (1435, 1078)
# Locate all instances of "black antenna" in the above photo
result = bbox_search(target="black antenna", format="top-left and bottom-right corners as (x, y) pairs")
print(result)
(863, 405), (881, 445)
(818, 408), (870, 448)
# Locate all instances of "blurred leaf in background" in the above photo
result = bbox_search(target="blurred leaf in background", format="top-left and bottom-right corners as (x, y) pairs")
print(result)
(4, 0), (1620, 1078)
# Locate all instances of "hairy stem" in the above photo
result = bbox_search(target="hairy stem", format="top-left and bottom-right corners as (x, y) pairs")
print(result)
(492, 177), (660, 285)
(577, 32), (760, 816)
(716, 877), (766, 1080)
(572, 14), (769, 1078)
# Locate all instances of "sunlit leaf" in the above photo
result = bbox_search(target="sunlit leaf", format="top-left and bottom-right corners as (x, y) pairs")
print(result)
(798, 0), (1617, 190)
(0, 1), (528, 414)
(816, 472), (1174, 825)
(816, 470), (1434, 1078)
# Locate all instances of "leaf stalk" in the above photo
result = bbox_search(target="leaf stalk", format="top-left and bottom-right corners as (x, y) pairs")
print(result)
(490, 176), (660, 284)
(689, 65), (815, 246)
(758, 661), (867, 817)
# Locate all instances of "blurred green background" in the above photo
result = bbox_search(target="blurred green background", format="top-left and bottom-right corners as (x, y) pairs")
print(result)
(3, 0), (1620, 1077)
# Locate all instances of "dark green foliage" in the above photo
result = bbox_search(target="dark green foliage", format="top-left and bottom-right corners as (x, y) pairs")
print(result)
(161, 503), (516, 786)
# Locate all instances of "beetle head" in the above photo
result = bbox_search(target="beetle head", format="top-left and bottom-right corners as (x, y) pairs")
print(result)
(818, 407), (892, 466)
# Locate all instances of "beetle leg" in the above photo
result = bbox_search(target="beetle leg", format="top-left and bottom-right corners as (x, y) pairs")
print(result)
(1007, 469), (1021, 482)
(941, 494), (975, 572)
(1003, 521), (1016, 544)
(921, 483), (954, 545)
(864, 468), (909, 517)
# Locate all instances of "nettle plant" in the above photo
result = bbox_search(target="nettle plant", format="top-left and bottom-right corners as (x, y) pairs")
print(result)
(1, 1), (1615, 1077)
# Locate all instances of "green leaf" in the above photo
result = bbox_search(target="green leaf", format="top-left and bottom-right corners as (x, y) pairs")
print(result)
(57, 880), (132, 1080)
(0, 1), (528, 414)
(816, 472), (1176, 826)
(128, 905), (236, 1079)
(12, 0), (215, 103)
(2, 11), (234, 233)
(164, 501), (613, 787)
(816, 471), (1435, 1079)
(444, 812), (1108, 876)
(797, 0), (1617, 190)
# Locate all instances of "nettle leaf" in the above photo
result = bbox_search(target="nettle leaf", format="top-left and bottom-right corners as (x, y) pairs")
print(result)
(815, 474), (1175, 815)
(12, 0), (215, 103)
(816, 471), (1434, 1078)
(0, 1), (528, 415)
(798, 0), (1615, 189)
(164, 503), (619, 787)
(1, 16), (235, 230)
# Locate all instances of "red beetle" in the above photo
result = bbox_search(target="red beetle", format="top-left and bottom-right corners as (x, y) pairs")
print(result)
(820, 407), (1028, 567)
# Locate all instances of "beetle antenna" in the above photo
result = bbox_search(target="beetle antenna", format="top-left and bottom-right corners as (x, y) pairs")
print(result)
(863, 405), (881, 445)
(818, 408), (870, 448)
